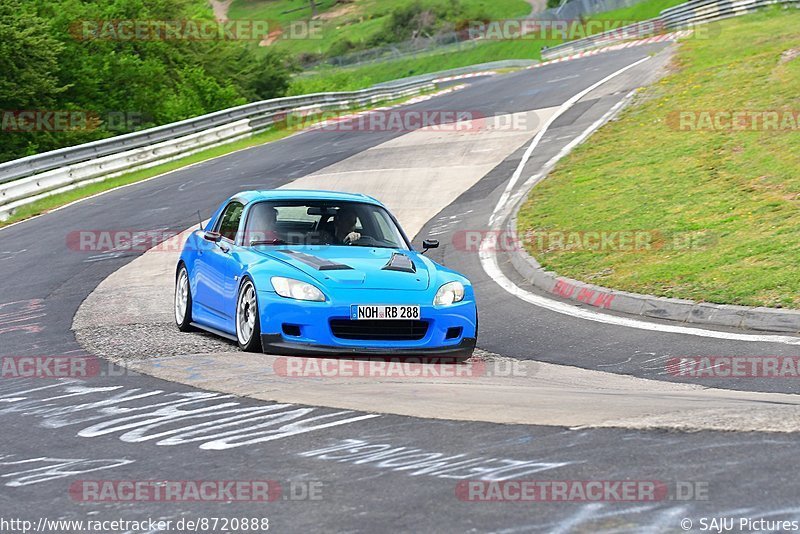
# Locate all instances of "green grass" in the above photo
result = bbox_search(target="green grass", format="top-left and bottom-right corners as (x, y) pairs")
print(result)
(228, 0), (532, 57)
(0, 91), (431, 228)
(590, 0), (687, 22)
(516, 8), (800, 309)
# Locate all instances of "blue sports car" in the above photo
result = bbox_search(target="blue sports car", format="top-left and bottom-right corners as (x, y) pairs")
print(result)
(175, 190), (477, 358)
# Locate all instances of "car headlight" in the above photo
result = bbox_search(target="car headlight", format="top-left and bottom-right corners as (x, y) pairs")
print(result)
(271, 277), (325, 302)
(434, 281), (465, 306)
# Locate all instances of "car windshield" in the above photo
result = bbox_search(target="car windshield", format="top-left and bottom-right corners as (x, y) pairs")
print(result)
(243, 200), (409, 250)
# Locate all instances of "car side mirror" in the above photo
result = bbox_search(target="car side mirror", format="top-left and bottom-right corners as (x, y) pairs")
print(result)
(422, 239), (439, 254)
(203, 231), (222, 243)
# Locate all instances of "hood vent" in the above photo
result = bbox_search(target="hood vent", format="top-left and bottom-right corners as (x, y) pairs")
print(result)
(382, 253), (416, 273)
(280, 250), (353, 271)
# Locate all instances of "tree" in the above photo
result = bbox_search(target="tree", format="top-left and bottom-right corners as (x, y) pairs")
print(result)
(0, 0), (65, 160)
(0, 0), (294, 163)
(248, 51), (298, 100)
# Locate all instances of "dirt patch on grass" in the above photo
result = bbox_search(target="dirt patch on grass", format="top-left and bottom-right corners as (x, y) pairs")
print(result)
(780, 47), (800, 64)
(259, 27), (286, 46)
(315, 1), (358, 21)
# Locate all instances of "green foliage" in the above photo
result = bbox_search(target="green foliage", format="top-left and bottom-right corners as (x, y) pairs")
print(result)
(228, 0), (529, 58)
(363, 0), (473, 49)
(288, 70), (374, 95)
(249, 51), (299, 100)
(328, 37), (359, 58)
(0, 0), (66, 161)
(0, 0), (294, 163)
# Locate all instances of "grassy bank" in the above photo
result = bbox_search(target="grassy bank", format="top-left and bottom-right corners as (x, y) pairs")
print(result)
(229, 0), (532, 57)
(590, 0), (687, 22)
(517, 8), (800, 309)
(288, 0), (686, 93)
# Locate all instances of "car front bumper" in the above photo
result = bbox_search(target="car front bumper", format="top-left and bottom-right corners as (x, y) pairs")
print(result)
(260, 334), (476, 358)
(257, 290), (477, 357)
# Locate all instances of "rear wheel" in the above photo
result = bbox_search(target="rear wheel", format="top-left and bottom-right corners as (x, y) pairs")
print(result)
(175, 265), (193, 332)
(236, 279), (263, 352)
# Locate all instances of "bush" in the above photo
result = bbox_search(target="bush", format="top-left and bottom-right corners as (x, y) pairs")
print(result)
(328, 37), (359, 57)
(367, 0), (466, 47)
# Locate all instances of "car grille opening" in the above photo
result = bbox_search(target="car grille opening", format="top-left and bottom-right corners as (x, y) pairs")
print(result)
(282, 324), (301, 337)
(329, 319), (428, 341)
(445, 327), (462, 340)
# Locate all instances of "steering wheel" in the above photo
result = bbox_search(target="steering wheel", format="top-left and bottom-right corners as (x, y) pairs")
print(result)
(348, 234), (380, 246)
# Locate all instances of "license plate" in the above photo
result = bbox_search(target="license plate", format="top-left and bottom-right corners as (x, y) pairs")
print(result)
(351, 305), (420, 320)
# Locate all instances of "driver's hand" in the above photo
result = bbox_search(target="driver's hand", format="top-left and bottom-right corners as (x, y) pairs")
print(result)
(344, 231), (361, 244)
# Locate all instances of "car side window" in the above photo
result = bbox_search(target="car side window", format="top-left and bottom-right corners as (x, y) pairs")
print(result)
(217, 201), (244, 242)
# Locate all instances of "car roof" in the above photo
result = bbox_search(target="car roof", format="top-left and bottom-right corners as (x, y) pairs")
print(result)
(232, 189), (384, 207)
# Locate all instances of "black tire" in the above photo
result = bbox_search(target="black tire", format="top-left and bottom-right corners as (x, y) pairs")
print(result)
(175, 264), (194, 332)
(236, 278), (263, 352)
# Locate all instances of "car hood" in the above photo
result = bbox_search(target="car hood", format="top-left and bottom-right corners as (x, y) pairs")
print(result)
(259, 246), (431, 291)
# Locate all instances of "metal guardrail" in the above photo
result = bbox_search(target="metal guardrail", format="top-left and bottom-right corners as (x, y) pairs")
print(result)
(540, 19), (666, 58)
(541, 0), (800, 59)
(0, 78), (429, 186)
(661, 0), (799, 26)
(371, 60), (537, 88)
(0, 61), (524, 220)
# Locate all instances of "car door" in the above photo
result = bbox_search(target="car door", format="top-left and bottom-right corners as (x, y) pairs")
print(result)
(193, 201), (244, 333)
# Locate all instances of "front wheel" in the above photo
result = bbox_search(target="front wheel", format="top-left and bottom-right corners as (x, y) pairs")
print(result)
(236, 279), (263, 352)
(175, 265), (194, 332)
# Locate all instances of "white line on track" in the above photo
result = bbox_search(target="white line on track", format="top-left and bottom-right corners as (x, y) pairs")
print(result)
(482, 250), (800, 345)
(481, 56), (800, 346)
(489, 56), (649, 226)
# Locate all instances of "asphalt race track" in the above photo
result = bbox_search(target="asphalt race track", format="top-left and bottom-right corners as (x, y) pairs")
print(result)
(3, 42), (800, 532)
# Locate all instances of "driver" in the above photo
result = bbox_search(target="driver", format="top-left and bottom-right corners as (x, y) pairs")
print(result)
(247, 204), (280, 244)
(333, 207), (361, 244)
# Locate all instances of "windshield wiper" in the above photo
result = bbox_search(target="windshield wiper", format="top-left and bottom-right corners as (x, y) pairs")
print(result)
(250, 239), (286, 246)
(348, 243), (397, 249)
